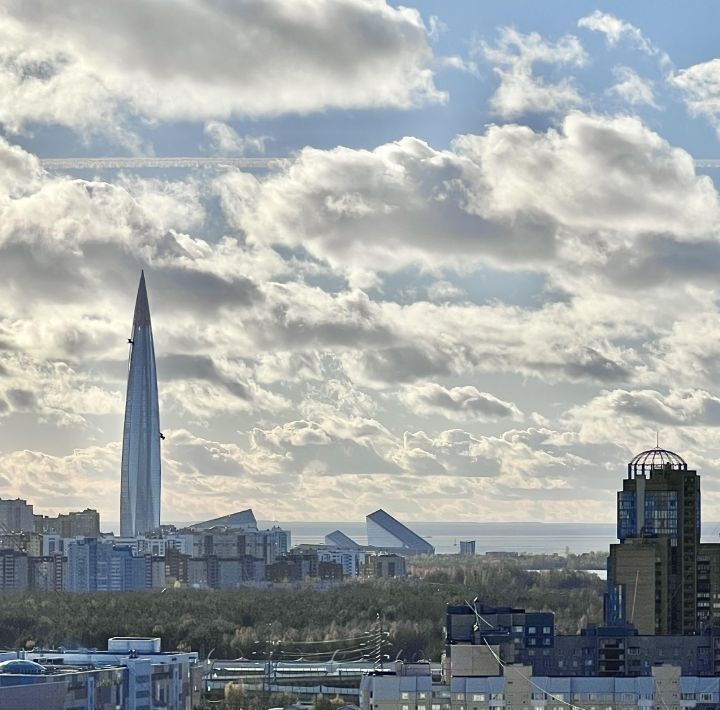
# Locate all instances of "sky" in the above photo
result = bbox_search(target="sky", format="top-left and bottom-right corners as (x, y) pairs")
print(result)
(2, 0), (720, 528)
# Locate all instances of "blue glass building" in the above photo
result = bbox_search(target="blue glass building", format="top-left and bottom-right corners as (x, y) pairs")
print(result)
(120, 272), (161, 537)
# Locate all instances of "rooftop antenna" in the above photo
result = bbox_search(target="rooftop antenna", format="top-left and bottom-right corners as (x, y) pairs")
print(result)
(656, 431), (660, 448)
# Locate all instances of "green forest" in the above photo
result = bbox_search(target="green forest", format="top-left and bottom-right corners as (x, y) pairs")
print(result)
(0, 561), (604, 661)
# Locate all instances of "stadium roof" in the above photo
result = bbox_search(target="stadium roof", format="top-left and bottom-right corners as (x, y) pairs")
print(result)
(366, 509), (434, 554)
(325, 530), (361, 548)
(191, 509), (258, 531)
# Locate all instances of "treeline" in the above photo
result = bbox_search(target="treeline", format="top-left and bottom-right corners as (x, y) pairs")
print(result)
(0, 568), (603, 661)
(409, 551), (608, 575)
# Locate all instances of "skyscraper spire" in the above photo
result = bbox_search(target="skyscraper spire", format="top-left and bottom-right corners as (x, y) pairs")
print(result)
(133, 270), (152, 327)
(120, 272), (161, 537)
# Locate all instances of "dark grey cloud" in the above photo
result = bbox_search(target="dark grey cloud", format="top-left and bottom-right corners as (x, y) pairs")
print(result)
(578, 389), (720, 427)
(359, 345), (454, 384)
(399, 383), (522, 421)
(554, 347), (631, 383)
(6, 388), (38, 411)
(158, 354), (251, 401)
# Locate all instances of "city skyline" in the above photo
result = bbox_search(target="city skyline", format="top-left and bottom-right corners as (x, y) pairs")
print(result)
(1, 1), (720, 525)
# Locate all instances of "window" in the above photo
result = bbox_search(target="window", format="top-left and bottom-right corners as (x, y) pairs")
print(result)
(419, 694), (427, 700)
(542, 627), (551, 634)
(528, 627), (537, 634)
(402, 704), (409, 710)
(472, 695), (485, 702)
(432, 704), (441, 710)
(401, 693), (410, 700)
(490, 694), (504, 701)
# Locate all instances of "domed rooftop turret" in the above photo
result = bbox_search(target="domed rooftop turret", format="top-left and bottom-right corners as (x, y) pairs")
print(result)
(627, 447), (687, 479)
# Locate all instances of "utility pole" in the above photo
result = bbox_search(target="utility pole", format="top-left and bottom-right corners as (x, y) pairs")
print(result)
(374, 613), (384, 672)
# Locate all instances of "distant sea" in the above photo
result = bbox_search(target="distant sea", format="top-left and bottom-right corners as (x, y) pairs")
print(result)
(263, 521), (619, 555)
(103, 521), (720, 556)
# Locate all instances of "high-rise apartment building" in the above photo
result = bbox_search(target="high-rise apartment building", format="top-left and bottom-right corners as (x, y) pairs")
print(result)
(35, 508), (100, 538)
(606, 447), (709, 634)
(0, 498), (34, 533)
(120, 272), (161, 537)
(0, 549), (29, 590)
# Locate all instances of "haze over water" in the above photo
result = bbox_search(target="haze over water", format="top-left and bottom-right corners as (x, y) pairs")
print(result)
(94, 521), (709, 556)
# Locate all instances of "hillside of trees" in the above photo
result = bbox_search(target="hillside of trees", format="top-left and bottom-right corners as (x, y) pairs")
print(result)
(0, 563), (603, 661)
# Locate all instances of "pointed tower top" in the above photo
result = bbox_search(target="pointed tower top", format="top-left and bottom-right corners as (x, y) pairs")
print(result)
(133, 270), (152, 327)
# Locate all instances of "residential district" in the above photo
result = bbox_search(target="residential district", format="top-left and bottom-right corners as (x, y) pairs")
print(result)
(4, 446), (720, 709)
(3, 275), (720, 709)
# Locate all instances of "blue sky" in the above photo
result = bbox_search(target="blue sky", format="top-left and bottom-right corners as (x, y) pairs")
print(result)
(1, 0), (720, 527)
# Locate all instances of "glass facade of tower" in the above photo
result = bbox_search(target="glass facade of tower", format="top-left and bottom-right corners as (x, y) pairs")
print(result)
(617, 491), (635, 540)
(608, 448), (702, 634)
(120, 272), (161, 537)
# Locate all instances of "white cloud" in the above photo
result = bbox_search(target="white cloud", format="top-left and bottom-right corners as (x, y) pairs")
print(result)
(219, 112), (720, 286)
(578, 11), (659, 56)
(426, 280), (467, 302)
(0, 0), (444, 141)
(203, 121), (267, 156)
(671, 59), (720, 136)
(480, 27), (587, 118)
(2, 110), (720, 521)
(609, 66), (658, 108)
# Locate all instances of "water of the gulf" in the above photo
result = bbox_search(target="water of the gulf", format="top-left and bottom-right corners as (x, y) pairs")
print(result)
(259, 521), (618, 554)
(105, 520), (720, 557)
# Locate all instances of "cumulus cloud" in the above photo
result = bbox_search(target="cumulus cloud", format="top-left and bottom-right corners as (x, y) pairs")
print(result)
(426, 280), (467, 302)
(577, 11), (662, 57)
(573, 388), (720, 428)
(0, 0), (443, 142)
(203, 121), (268, 156)
(671, 59), (720, 136)
(3, 104), (720, 520)
(220, 112), (720, 286)
(399, 383), (522, 421)
(609, 66), (658, 107)
(480, 27), (587, 118)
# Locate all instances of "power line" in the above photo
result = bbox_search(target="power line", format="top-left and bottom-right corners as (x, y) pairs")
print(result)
(465, 601), (674, 710)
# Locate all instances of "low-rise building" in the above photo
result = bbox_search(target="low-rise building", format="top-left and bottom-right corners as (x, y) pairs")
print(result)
(445, 604), (720, 677)
(360, 664), (700, 710)
(0, 636), (199, 710)
(363, 553), (407, 578)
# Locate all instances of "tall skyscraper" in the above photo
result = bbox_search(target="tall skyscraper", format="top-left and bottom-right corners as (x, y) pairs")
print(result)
(606, 447), (701, 634)
(120, 272), (161, 537)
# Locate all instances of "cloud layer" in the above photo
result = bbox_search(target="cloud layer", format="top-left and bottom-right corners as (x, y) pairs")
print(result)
(0, 0), (443, 142)
(2, 7), (720, 526)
